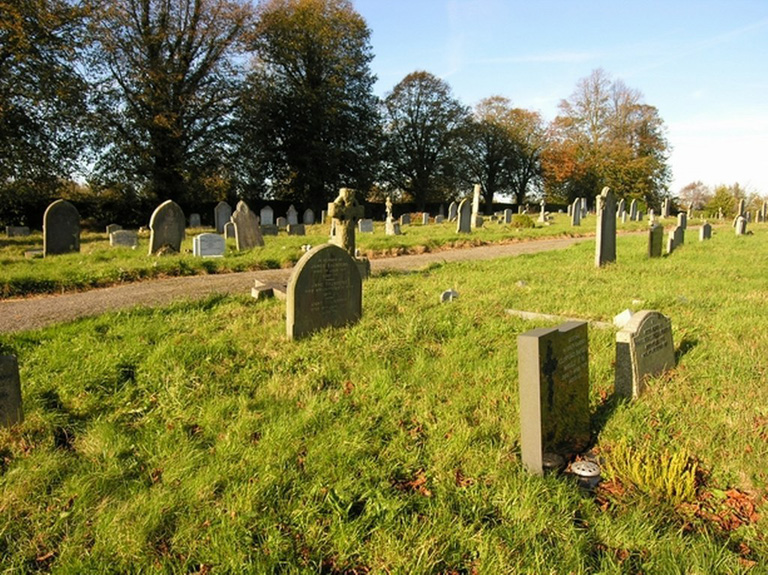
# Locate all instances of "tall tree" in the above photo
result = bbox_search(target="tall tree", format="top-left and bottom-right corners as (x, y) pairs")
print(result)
(381, 71), (468, 210)
(89, 0), (251, 205)
(237, 0), (380, 209)
(0, 0), (89, 223)
(506, 107), (546, 206)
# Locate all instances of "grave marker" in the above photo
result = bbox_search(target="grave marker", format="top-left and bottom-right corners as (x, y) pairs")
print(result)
(471, 184), (484, 228)
(303, 209), (315, 225)
(399, 214), (411, 226)
(232, 201), (264, 250)
(358, 219), (374, 233)
(700, 222), (712, 241)
(0, 355), (23, 427)
(259, 205), (274, 226)
(287, 205), (299, 225)
(448, 201), (458, 221)
(148, 200), (185, 255)
(615, 311), (675, 399)
(571, 199), (581, 226)
(110, 230), (138, 248)
(193, 233), (225, 257)
(43, 199), (80, 256)
(189, 213), (201, 228)
(595, 187), (616, 267)
(215, 202), (232, 233)
(456, 198), (471, 233)
(648, 224), (663, 257)
(106, 224), (122, 235)
(735, 216), (747, 236)
(5, 226), (30, 237)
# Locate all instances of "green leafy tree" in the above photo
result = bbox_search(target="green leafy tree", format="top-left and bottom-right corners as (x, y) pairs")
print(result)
(381, 71), (469, 210)
(237, 0), (380, 209)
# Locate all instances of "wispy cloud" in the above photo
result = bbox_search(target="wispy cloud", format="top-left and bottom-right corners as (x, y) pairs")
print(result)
(477, 51), (598, 64)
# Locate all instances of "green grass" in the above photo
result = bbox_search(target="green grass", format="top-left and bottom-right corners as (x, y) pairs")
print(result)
(0, 214), (659, 299)
(1, 223), (766, 573)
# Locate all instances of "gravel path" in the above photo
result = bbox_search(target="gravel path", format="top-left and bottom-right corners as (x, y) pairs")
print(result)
(0, 236), (591, 333)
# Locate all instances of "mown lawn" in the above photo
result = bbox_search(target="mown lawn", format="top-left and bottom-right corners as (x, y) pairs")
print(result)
(0, 223), (765, 573)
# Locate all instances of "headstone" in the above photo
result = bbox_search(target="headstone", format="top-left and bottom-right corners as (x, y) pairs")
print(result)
(215, 201), (233, 233)
(570, 199), (581, 226)
(276, 216), (288, 228)
(471, 184), (484, 228)
(422, 213), (429, 225)
(518, 321), (590, 475)
(504, 208), (513, 224)
(386, 220), (401, 235)
(0, 355), (23, 427)
(699, 222), (712, 241)
(448, 201), (458, 222)
(106, 224), (122, 235)
(629, 199), (638, 221)
(303, 209), (315, 225)
(259, 205), (274, 226)
(399, 214), (411, 226)
(148, 200), (185, 255)
(434, 215), (445, 224)
(615, 311), (675, 399)
(677, 212), (687, 230)
(328, 188), (365, 256)
(232, 200), (264, 250)
(439, 204), (445, 217)
(286, 244), (362, 340)
(456, 198), (471, 233)
(110, 229), (138, 248)
(358, 219), (374, 233)
(735, 216), (747, 236)
(538, 199), (547, 223)
(580, 197), (587, 217)
(661, 198), (671, 218)
(595, 187), (617, 267)
(737, 199), (745, 217)
(224, 222), (235, 239)
(518, 205), (524, 214)
(617, 199), (625, 219)
(718, 207), (724, 220)
(5, 226), (30, 237)
(286, 224), (306, 236)
(648, 224), (663, 258)
(637, 210), (643, 222)
(43, 199), (80, 256)
(674, 225), (685, 247)
(189, 213), (201, 228)
(193, 233), (225, 257)
(621, 212), (628, 224)
(320, 210), (327, 225)
(287, 205), (299, 226)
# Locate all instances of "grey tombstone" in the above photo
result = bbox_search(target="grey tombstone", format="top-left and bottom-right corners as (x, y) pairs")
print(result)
(747, 211), (752, 223)
(677, 212), (687, 230)
(193, 233), (225, 257)
(43, 199), (80, 256)
(581, 197), (588, 217)
(537, 199), (547, 223)
(637, 211), (643, 222)
(303, 209), (315, 225)
(106, 224), (122, 235)
(567, 204), (572, 217)
(224, 221), (235, 239)
(737, 199), (746, 217)
(422, 213), (429, 225)
(617, 198), (626, 219)
(674, 225), (685, 247)
(0, 355), (23, 427)
(232, 201), (264, 250)
(287, 205), (299, 226)
(259, 205), (274, 227)
(358, 219), (374, 233)
(518, 321), (590, 475)
(448, 201), (458, 222)
(661, 198), (671, 218)
(700, 222), (712, 241)
(286, 224), (306, 236)
(276, 216), (288, 228)
(286, 243), (362, 340)
(6, 226), (30, 237)
(148, 200), (185, 255)
(666, 232), (675, 255)
(189, 213), (202, 228)
(320, 210), (327, 225)
(471, 184), (484, 228)
(434, 215), (445, 224)
(518, 205), (524, 214)
(648, 224), (663, 258)
(504, 208), (513, 224)
(615, 311), (675, 399)
(386, 220), (401, 235)
(735, 216), (747, 236)
(570, 199), (581, 226)
(399, 213), (411, 226)
(621, 211), (628, 224)
(110, 229), (138, 248)
(595, 187), (617, 267)
(456, 198), (471, 233)
(214, 201), (233, 234)
(629, 199), (638, 221)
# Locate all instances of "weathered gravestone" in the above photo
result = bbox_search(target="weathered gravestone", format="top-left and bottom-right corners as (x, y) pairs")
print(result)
(189, 213), (202, 228)
(504, 208), (513, 224)
(287, 205), (299, 226)
(471, 184), (484, 228)
(106, 224), (122, 235)
(448, 201), (458, 221)
(677, 212), (687, 230)
(214, 202), (232, 234)
(662, 198), (671, 218)
(648, 224), (663, 258)
(43, 199), (80, 256)
(0, 355), (23, 427)
(700, 222), (712, 241)
(617, 198), (626, 219)
(422, 213), (429, 225)
(328, 188), (364, 256)
(259, 205), (274, 226)
(358, 219), (374, 233)
(570, 199), (581, 226)
(735, 216), (747, 236)
(193, 233), (225, 257)
(595, 186), (616, 267)
(232, 201), (264, 250)
(629, 199), (638, 221)
(303, 209), (315, 225)
(276, 216), (288, 228)
(456, 198), (471, 233)
(224, 222), (235, 239)
(286, 244), (362, 340)
(399, 214), (411, 226)
(435, 215), (445, 224)
(148, 200), (185, 255)
(518, 321), (590, 475)
(286, 224), (306, 236)
(6, 226), (30, 237)
(110, 230), (138, 248)
(615, 311), (675, 399)
(538, 199), (547, 223)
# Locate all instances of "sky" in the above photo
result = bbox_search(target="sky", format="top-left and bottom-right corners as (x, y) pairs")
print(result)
(353, 0), (768, 197)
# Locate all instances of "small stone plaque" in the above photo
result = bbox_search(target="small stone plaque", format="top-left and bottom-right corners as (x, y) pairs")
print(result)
(0, 355), (23, 427)
(148, 200), (185, 254)
(615, 311), (674, 399)
(6, 226), (30, 237)
(110, 229), (138, 247)
(193, 233), (225, 257)
(518, 321), (590, 475)
(358, 219), (374, 233)
(43, 199), (80, 256)
(286, 244), (362, 340)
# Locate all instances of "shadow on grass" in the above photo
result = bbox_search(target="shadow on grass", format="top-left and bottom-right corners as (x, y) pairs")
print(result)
(590, 392), (628, 448)
(675, 336), (698, 363)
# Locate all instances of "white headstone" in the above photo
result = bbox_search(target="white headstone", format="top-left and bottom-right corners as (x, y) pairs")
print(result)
(193, 233), (225, 257)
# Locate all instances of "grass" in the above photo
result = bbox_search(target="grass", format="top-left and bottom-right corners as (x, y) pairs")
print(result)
(0, 214), (659, 299)
(1, 223), (766, 573)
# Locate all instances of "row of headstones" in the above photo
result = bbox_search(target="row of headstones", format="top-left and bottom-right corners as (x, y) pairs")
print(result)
(214, 202), (318, 234)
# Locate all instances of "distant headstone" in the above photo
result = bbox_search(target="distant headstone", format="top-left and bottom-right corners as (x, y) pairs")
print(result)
(320, 210), (327, 225)
(518, 321), (590, 475)
(735, 216), (747, 236)
(595, 186), (616, 267)
(629, 199), (638, 221)
(434, 215), (445, 224)
(422, 213), (429, 225)
(699, 222), (712, 241)
(43, 199), (80, 256)
(358, 219), (374, 233)
(5, 226), (30, 237)
(617, 198), (626, 219)
(504, 208), (513, 224)
(106, 224), (122, 235)
(737, 199), (745, 217)
(648, 224), (663, 258)
(287, 205), (299, 226)
(0, 355), (23, 427)
(224, 222), (235, 239)
(677, 212), (687, 230)
(448, 201), (458, 221)
(148, 200), (185, 255)
(471, 184), (484, 228)
(538, 199), (547, 223)
(580, 197), (587, 217)
(674, 225), (685, 248)
(215, 201), (232, 233)
(286, 244), (362, 340)
(232, 201), (264, 250)
(259, 205), (274, 226)
(386, 220), (401, 235)
(110, 229), (138, 248)
(571, 199), (581, 226)
(189, 213), (201, 228)
(193, 233), (225, 257)
(303, 209), (315, 225)
(456, 198), (471, 233)
(399, 214), (411, 226)
(276, 216), (287, 228)
(615, 311), (675, 399)
(661, 198), (671, 218)
(286, 224), (306, 236)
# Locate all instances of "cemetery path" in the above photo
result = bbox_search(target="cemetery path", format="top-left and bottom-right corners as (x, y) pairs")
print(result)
(0, 236), (592, 333)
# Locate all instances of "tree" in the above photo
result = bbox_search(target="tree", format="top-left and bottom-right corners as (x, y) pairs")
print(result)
(0, 0), (89, 224)
(678, 181), (712, 210)
(506, 108), (546, 206)
(381, 71), (469, 210)
(237, 0), (380, 209)
(89, 0), (252, 205)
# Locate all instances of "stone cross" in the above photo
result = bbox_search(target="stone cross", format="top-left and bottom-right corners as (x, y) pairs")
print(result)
(328, 188), (365, 256)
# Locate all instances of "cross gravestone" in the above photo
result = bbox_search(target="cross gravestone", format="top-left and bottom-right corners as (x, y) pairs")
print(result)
(615, 311), (675, 399)
(189, 213), (202, 228)
(110, 230), (138, 248)
(570, 199), (581, 226)
(43, 199), (80, 256)
(328, 188), (365, 256)
(448, 201), (458, 221)
(303, 209), (315, 225)
(518, 321), (590, 475)
(148, 200), (185, 255)
(286, 244), (362, 340)
(287, 205), (299, 226)
(700, 222), (712, 241)
(232, 201), (264, 250)
(214, 201), (232, 234)
(193, 233), (225, 257)
(358, 219), (374, 233)
(456, 198), (471, 233)
(106, 224), (122, 235)
(595, 187), (617, 267)
(648, 224), (663, 258)
(259, 205), (274, 226)
(0, 355), (23, 427)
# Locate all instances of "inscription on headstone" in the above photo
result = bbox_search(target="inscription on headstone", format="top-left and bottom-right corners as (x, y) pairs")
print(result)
(43, 199), (80, 256)
(0, 355), (23, 427)
(615, 311), (675, 399)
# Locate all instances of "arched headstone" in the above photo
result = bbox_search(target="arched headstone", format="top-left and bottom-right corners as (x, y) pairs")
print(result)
(43, 199), (80, 256)
(214, 202), (232, 234)
(232, 201), (264, 250)
(148, 200), (185, 255)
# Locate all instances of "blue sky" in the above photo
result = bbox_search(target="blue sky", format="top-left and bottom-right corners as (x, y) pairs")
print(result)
(354, 0), (768, 197)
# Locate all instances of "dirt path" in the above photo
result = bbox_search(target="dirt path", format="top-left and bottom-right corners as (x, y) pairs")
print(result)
(0, 236), (591, 333)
